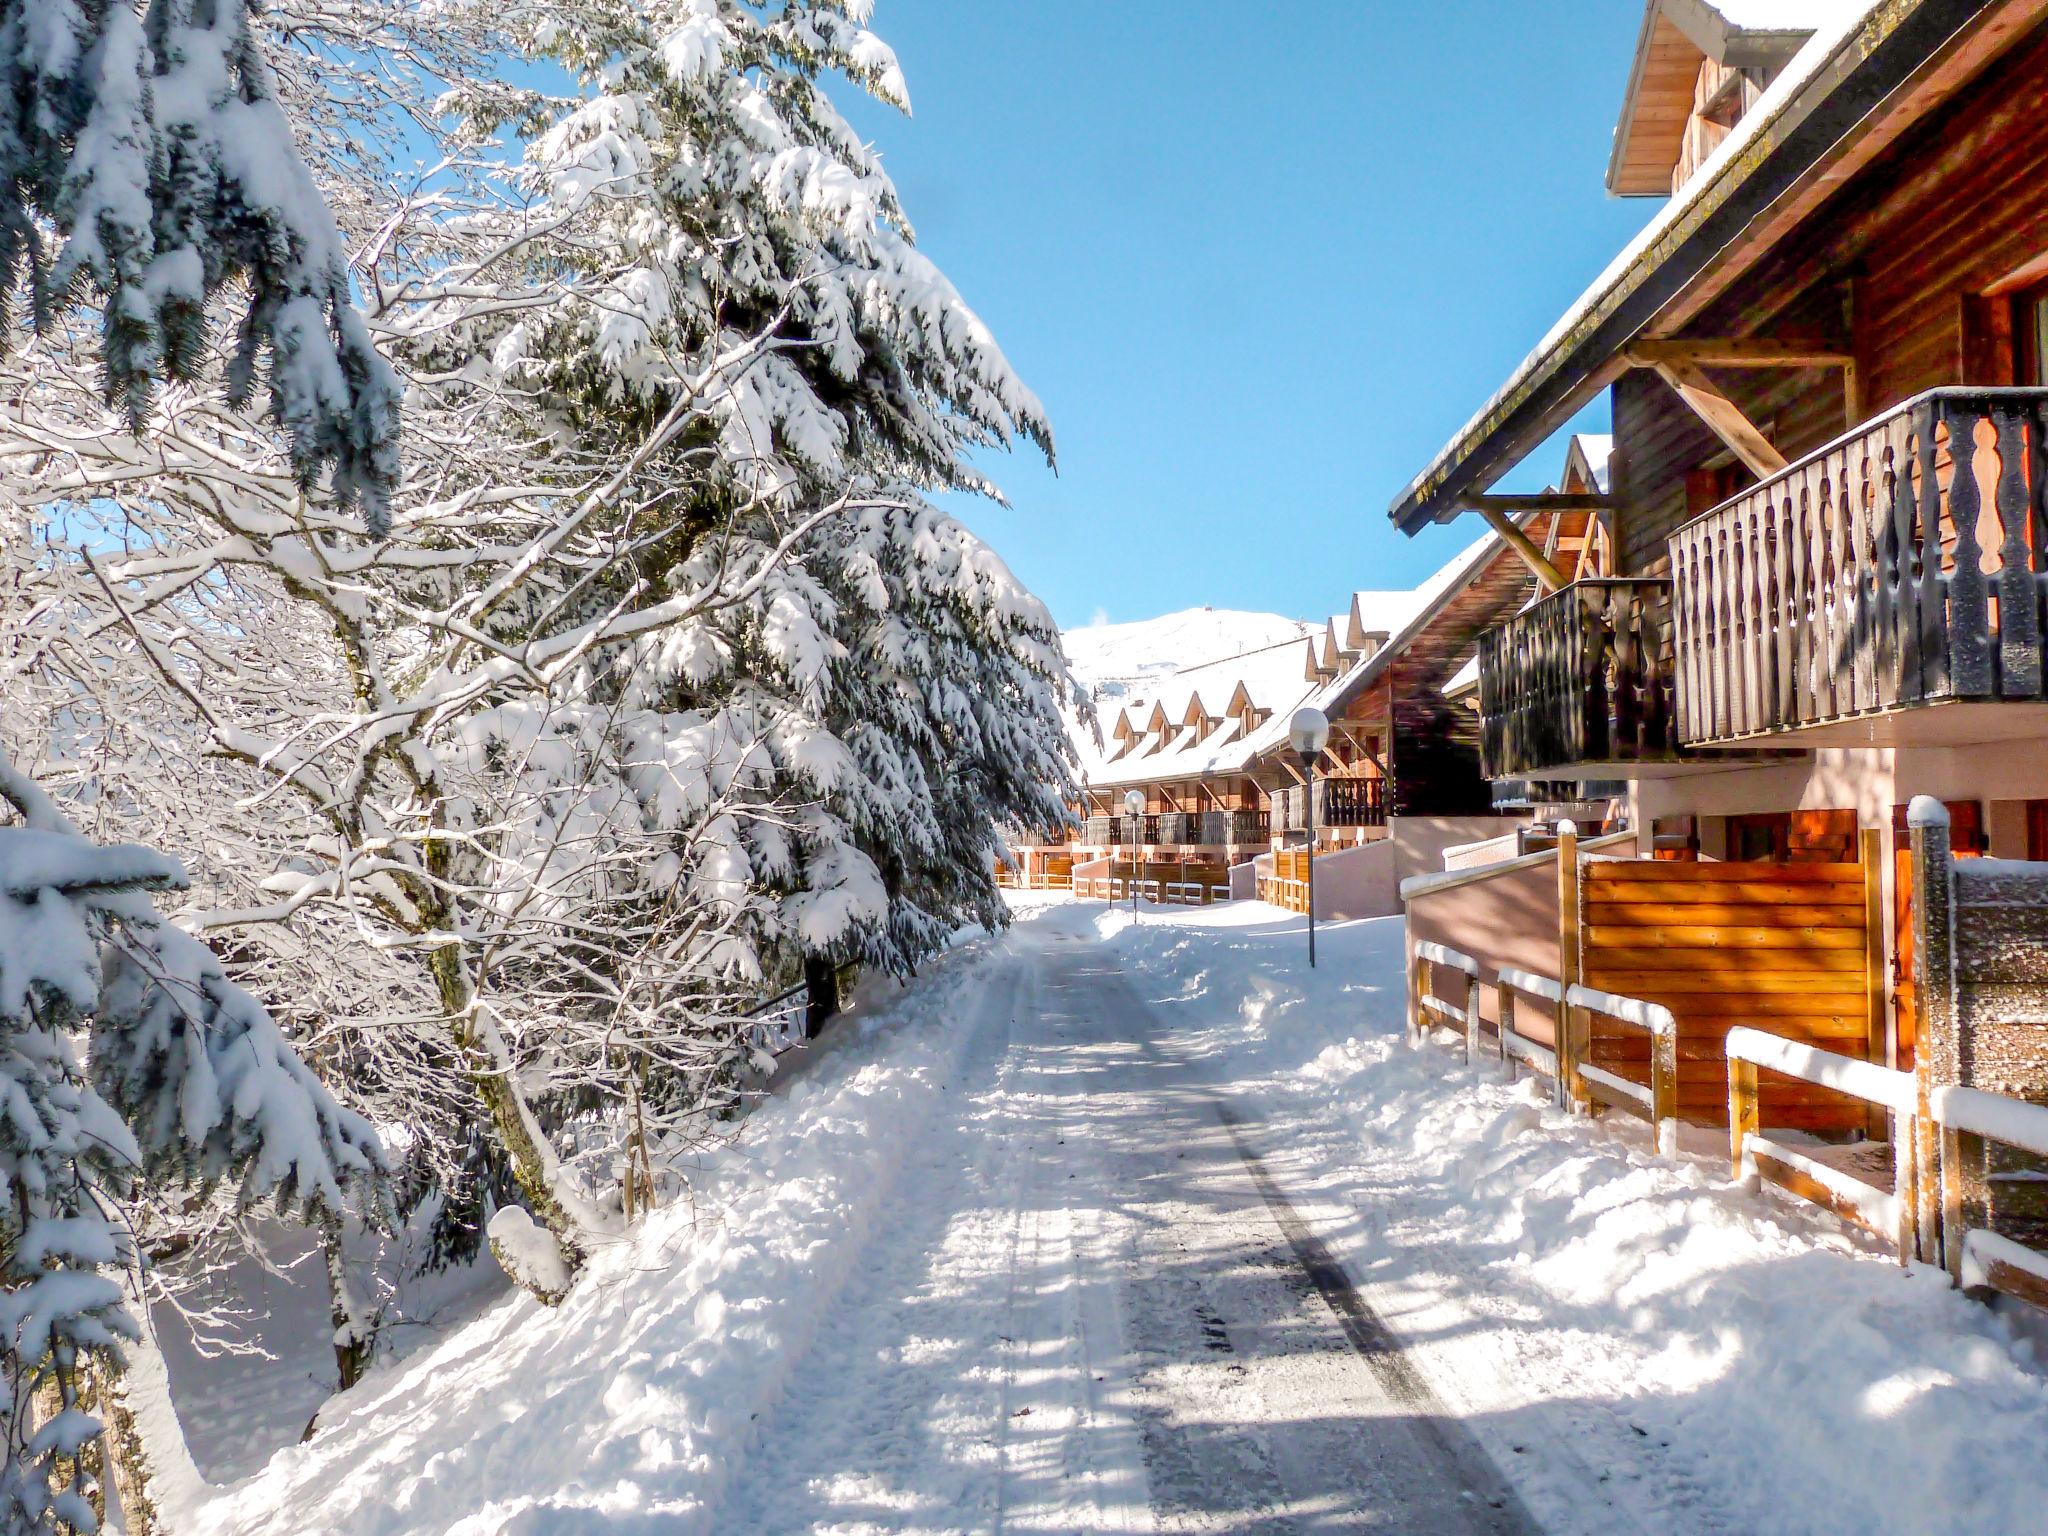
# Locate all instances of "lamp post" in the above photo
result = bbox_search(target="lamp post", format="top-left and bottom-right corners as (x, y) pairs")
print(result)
(1289, 706), (1331, 968)
(1123, 789), (1145, 915)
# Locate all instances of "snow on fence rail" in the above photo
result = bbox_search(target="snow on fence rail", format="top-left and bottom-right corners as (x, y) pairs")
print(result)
(1931, 1085), (2048, 1307)
(1075, 860), (1229, 906)
(1415, 950), (1676, 1152)
(1726, 1027), (1920, 1263)
(1410, 940), (1480, 1058)
(1570, 984), (1679, 1156)
(1492, 967), (1563, 1087)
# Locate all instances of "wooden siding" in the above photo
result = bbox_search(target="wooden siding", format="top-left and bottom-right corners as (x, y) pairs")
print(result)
(1381, 531), (1547, 815)
(1613, 19), (2048, 580)
(1580, 858), (1882, 1130)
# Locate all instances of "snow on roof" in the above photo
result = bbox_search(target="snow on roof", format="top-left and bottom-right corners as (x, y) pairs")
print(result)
(1442, 654), (1482, 698)
(1237, 527), (1504, 763)
(1393, 0), (1884, 526)
(1570, 433), (1614, 495)
(1697, 0), (1857, 31)
(1070, 524), (1519, 789)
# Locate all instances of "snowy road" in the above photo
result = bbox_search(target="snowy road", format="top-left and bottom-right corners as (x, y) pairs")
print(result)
(717, 921), (1538, 1534)
(196, 899), (2048, 1536)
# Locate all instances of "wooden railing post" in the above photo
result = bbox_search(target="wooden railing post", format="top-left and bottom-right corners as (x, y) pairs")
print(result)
(1464, 970), (1483, 1066)
(1728, 1056), (1759, 1182)
(1408, 941), (1424, 1042)
(1557, 821), (1585, 1110)
(1910, 797), (1957, 1269)
(1650, 1018), (1678, 1157)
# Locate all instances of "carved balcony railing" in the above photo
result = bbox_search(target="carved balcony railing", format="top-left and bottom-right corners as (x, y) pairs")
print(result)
(1322, 776), (1387, 828)
(1477, 579), (1681, 778)
(1196, 809), (1268, 845)
(1671, 388), (2048, 745)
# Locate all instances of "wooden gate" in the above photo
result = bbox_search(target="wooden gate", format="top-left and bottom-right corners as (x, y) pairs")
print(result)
(1575, 836), (1884, 1130)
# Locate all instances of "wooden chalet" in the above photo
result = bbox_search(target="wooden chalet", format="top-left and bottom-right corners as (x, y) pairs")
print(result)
(1397, 0), (2048, 1275)
(1059, 524), (1549, 863)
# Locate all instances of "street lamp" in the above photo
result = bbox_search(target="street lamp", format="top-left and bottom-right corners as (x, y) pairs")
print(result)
(1289, 706), (1331, 967)
(1123, 789), (1145, 916)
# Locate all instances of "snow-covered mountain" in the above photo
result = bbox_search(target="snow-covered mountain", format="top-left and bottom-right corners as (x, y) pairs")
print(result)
(1062, 608), (1316, 708)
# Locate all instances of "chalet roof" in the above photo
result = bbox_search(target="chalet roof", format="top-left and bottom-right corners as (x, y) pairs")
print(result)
(1238, 528), (1516, 765)
(1608, 0), (1845, 195)
(1077, 532), (1503, 790)
(1564, 433), (1613, 495)
(1387, 0), (1994, 537)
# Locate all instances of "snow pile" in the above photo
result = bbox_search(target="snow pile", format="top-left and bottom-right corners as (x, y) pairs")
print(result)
(175, 897), (2048, 1536)
(186, 940), (1013, 1535)
(1096, 903), (2048, 1536)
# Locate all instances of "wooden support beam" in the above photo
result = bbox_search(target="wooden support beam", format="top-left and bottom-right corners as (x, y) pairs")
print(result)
(1466, 503), (1570, 593)
(1626, 337), (1854, 370)
(1638, 356), (1790, 478)
(1463, 493), (1612, 512)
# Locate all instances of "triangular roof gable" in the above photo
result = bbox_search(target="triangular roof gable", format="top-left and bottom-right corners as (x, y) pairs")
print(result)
(1342, 593), (1368, 651)
(1248, 524), (1541, 771)
(1608, 0), (1824, 195)
(1563, 433), (1614, 496)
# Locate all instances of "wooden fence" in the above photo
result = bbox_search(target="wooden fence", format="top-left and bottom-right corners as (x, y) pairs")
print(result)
(994, 853), (1073, 891)
(1727, 1027), (1921, 1263)
(1574, 831), (1884, 1131)
(1932, 1086), (2048, 1308)
(1074, 858), (1229, 905)
(1405, 813), (2048, 1311)
(1259, 848), (1313, 913)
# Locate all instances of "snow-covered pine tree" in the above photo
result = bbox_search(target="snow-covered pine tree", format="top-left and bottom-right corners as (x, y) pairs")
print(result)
(0, 827), (162, 1535)
(0, 0), (401, 523)
(816, 500), (1077, 976)
(0, 0), (1076, 1304)
(431, 0), (1076, 975)
(0, 754), (389, 1531)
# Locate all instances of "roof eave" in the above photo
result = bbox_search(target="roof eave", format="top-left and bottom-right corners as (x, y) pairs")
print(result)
(1391, 0), (1980, 538)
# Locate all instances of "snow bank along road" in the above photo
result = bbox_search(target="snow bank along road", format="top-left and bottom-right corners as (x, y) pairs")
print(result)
(196, 900), (2048, 1535)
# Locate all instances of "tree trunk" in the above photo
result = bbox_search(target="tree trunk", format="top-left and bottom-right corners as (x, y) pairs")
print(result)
(424, 939), (587, 1294)
(95, 1277), (208, 1536)
(323, 1219), (373, 1394)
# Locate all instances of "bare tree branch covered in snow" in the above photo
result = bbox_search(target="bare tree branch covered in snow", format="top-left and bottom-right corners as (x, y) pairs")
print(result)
(0, 6), (1077, 1513)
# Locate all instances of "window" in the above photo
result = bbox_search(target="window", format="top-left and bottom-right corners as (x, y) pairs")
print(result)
(1728, 812), (1789, 862)
(2016, 282), (2048, 386)
(2027, 800), (2048, 862)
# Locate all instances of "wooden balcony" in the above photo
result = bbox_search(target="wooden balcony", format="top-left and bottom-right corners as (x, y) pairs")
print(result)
(1477, 579), (1683, 778)
(1322, 777), (1386, 828)
(1671, 388), (2048, 747)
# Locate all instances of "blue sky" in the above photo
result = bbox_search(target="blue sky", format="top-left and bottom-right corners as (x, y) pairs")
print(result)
(835, 1), (1657, 630)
